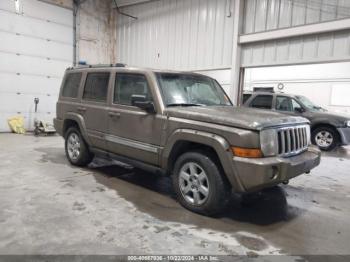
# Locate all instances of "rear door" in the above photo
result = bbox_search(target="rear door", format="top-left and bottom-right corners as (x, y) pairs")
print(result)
(57, 71), (83, 121)
(80, 71), (110, 149)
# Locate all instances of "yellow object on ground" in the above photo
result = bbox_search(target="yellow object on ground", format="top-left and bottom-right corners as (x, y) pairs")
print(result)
(7, 116), (26, 134)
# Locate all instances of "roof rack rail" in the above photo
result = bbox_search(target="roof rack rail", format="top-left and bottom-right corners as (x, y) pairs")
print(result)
(67, 63), (127, 70)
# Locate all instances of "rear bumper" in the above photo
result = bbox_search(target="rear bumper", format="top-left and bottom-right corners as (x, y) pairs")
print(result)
(53, 118), (64, 136)
(337, 127), (350, 145)
(233, 146), (321, 192)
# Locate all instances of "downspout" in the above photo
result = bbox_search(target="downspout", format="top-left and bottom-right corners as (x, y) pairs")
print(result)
(73, 0), (79, 66)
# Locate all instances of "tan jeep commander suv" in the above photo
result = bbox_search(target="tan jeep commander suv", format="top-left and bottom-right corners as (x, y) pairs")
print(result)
(54, 64), (321, 215)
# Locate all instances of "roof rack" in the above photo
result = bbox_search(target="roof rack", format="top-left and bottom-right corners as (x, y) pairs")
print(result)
(67, 63), (127, 70)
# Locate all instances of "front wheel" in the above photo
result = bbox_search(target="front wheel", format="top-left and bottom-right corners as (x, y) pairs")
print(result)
(312, 126), (339, 151)
(65, 127), (93, 166)
(172, 151), (231, 216)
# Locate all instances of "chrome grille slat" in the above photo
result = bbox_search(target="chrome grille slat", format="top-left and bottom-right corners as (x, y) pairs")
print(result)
(276, 125), (310, 157)
(300, 128), (303, 148)
(296, 128), (300, 150)
(291, 129), (296, 151)
(301, 128), (304, 147)
(280, 131), (285, 154)
(286, 130), (291, 152)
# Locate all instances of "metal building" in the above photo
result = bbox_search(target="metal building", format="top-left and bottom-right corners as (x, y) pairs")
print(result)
(115, 0), (350, 104)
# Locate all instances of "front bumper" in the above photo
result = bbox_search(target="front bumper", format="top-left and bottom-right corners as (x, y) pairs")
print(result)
(233, 146), (321, 192)
(337, 127), (350, 145)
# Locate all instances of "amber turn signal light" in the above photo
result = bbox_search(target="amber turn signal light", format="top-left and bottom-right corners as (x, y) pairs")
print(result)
(231, 147), (263, 158)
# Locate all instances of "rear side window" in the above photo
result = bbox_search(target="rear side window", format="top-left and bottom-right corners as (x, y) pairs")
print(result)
(83, 72), (110, 102)
(61, 73), (82, 98)
(250, 95), (273, 109)
(114, 73), (152, 105)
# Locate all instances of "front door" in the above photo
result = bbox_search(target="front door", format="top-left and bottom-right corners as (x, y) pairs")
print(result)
(80, 71), (110, 149)
(106, 72), (163, 165)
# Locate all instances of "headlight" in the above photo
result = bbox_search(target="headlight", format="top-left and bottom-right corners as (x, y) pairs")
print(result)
(260, 129), (278, 157)
(345, 120), (350, 127)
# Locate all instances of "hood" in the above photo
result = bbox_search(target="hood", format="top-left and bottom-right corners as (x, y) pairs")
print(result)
(308, 110), (350, 120)
(165, 106), (309, 130)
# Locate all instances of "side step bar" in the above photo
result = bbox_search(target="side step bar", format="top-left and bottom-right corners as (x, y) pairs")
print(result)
(90, 147), (166, 175)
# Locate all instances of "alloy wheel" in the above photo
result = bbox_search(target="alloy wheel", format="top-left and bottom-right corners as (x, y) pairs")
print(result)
(178, 162), (209, 205)
(67, 133), (81, 161)
(315, 131), (333, 148)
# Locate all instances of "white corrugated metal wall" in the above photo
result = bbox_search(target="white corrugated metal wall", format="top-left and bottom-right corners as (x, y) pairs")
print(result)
(243, 0), (350, 34)
(116, 0), (235, 93)
(0, 0), (73, 132)
(241, 30), (350, 67)
(117, 0), (234, 71)
(116, 0), (350, 102)
(241, 0), (350, 67)
(242, 0), (350, 112)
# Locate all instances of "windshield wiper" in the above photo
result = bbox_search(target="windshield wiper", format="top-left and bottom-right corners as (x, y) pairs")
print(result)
(167, 103), (203, 107)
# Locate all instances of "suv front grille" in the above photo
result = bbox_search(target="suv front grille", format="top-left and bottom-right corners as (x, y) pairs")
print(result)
(277, 125), (309, 157)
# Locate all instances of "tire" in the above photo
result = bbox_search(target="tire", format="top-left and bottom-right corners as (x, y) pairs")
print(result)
(172, 151), (231, 216)
(65, 127), (93, 166)
(312, 126), (339, 151)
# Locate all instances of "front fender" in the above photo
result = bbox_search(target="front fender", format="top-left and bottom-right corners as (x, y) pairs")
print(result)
(310, 118), (343, 129)
(161, 129), (245, 192)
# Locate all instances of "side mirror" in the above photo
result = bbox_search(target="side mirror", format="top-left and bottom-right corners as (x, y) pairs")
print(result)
(131, 95), (155, 113)
(294, 107), (305, 113)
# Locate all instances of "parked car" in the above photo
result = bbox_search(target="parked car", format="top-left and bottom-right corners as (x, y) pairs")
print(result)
(243, 91), (350, 151)
(54, 64), (321, 215)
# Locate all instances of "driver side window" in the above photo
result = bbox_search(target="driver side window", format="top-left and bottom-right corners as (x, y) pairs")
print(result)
(114, 73), (152, 106)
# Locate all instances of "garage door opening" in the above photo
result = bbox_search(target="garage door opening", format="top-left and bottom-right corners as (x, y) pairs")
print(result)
(0, 0), (73, 132)
(243, 62), (350, 114)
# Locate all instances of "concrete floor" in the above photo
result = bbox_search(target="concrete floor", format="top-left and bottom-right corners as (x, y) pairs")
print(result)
(0, 133), (350, 256)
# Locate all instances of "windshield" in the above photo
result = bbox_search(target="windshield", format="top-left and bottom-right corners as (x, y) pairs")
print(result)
(156, 73), (232, 107)
(296, 95), (326, 112)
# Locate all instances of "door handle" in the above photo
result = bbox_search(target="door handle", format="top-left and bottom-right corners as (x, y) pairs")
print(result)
(108, 112), (121, 118)
(77, 107), (86, 112)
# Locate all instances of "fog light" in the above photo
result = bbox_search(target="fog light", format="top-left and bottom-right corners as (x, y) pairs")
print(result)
(270, 166), (279, 180)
